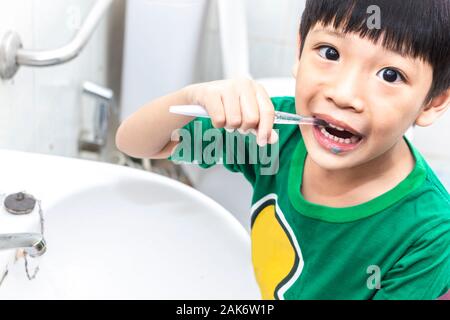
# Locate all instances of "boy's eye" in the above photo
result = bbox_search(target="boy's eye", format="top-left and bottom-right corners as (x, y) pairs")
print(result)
(377, 68), (405, 83)
(318, 46), (340, 61)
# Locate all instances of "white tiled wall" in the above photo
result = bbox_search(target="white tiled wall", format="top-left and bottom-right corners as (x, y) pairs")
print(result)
(0, 0), (124, 157)
(196, 0), (305, 81)
(246, 0), (305, 78)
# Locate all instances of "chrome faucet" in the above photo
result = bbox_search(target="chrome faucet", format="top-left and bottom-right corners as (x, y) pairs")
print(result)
(78, 81), (115, 154)
(0, 233), (46, 258)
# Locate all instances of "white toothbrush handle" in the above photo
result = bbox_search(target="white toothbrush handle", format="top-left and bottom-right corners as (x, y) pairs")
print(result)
(169, 105), (210, 118)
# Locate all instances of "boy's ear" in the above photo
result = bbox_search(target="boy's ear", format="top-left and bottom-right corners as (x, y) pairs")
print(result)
(292, 32), (302, 78)
(415, 88), (450, 127)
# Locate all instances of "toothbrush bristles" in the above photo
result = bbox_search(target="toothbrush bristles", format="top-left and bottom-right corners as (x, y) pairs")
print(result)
(313, 119), (330, 127)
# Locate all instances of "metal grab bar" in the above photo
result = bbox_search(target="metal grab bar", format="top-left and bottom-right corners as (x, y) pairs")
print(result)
(0, 0), (114, 79)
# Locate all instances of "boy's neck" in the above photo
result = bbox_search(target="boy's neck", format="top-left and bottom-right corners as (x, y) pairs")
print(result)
(302, 138), (416, 207)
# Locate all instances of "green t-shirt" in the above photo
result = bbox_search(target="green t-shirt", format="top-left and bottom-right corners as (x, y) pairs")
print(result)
(168, 97), (450, 300)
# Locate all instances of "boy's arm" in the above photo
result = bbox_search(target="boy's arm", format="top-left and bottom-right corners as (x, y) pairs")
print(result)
(116, 79), (277, 160)
(115, 88), (193, 159)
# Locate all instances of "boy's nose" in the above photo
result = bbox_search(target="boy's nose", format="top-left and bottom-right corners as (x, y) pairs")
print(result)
(324, 69), (365, 113)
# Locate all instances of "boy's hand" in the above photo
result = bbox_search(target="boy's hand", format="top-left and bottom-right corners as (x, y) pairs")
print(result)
(181, 78), (279, 146)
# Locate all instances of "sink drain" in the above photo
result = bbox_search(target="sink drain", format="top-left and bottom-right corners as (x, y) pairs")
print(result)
(3, 192), (36, 215)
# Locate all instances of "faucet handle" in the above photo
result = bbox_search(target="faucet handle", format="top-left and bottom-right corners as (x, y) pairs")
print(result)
(82, 81), (114, 101)
(79, 82), (115, 155)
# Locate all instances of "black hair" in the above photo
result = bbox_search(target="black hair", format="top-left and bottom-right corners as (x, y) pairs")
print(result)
(299, 0), (450, 102)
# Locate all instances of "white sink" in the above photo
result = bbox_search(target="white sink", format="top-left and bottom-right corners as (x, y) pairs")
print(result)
(0, 149), (260, 299)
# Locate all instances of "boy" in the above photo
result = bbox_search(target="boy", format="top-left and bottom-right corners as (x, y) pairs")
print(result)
(116, 0), (450, 299)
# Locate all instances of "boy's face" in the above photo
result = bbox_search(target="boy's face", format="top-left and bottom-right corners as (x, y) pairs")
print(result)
(294, 24), (434, 170)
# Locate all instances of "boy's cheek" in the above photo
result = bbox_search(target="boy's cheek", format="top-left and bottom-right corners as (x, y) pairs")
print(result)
(295, 83), (337, 116)
(373, 110), (416, 136)
(295, 89), (318, 113)
(368, 125), (405, 152)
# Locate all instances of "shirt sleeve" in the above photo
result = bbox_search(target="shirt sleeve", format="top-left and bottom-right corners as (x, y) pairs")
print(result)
(167, 116), (280, 185)
(373, 221), (450, 300)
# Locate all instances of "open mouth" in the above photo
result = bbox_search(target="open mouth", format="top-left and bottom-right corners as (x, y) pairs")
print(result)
(312, 117), (364, 153)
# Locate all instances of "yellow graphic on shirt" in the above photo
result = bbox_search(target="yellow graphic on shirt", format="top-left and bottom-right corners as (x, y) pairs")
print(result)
(251, 200), (299, 300)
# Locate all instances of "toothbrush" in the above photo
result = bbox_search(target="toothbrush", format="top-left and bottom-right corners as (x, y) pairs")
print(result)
(169, 105), (329, 127)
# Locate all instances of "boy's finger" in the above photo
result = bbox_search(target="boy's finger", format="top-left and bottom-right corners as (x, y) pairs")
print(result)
(239, 86), (260, 133)
(254, 128), (279, 145)
(268, 129), (279, 144)
(205, 92), (226, 128)
(255, 87), (275, 146)
(222, 89), (242, 130)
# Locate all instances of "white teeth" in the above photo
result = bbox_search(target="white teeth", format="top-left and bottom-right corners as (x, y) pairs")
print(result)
(351, 136), (360, 144)
(321, 127), (330, 138)
(319, 126), (362, 144)
(329, 123), (345, 131)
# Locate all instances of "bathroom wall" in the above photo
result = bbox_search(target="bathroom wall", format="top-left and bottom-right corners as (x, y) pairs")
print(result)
(196, 0), (305, 82)
(0, 0), (124, 158)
